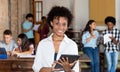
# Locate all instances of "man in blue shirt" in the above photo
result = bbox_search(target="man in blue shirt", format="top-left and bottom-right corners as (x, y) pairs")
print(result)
(22, 13), (34, 44)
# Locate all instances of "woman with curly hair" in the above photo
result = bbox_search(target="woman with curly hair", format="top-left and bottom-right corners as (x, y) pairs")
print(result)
(32, 6), (79, 72)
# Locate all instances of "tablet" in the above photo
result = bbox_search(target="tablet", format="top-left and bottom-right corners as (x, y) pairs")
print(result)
(54, 54), (80, 69)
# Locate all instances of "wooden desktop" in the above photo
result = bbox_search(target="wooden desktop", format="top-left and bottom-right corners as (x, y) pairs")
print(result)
(0, 54), (90, 72)
(0, 56), (34, 72)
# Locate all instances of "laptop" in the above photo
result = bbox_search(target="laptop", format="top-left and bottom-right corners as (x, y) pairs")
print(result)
(0, 47), (7, 59)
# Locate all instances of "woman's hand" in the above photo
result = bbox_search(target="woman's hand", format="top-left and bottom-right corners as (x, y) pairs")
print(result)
(11, 51), (20, 56)
(86, 34), (96, 43)
(109, 36), (118, 45)
(40, 67), (52, 72)
(52, 57), (76, 72)
(7, 51), (12, 56)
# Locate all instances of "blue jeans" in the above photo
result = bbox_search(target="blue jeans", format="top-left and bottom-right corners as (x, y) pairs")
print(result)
(105, 51), (119, 72)
(83, 47), (100, 72)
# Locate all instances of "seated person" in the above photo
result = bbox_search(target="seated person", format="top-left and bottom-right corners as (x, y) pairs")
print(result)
(12, 33), (34, 56)
(0, 29), (18, 56)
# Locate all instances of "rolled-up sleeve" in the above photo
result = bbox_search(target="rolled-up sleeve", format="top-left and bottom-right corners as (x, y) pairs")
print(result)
(82, 33), (87, 45)
(32, 42), (42, 72)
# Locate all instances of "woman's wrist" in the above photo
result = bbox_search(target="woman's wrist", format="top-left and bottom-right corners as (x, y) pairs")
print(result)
(65, 69), (74, 72)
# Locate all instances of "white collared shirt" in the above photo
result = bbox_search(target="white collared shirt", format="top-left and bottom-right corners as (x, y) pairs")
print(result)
(32, 34), (79, 72)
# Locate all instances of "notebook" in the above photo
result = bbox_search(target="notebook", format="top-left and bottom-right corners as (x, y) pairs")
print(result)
(17, 54), (35, 58)
(0, 47), (7, 59)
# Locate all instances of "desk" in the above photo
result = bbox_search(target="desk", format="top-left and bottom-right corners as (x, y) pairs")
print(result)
(79, 54), (91, 72)
(0, 55), (90, 72)
(0, 56), (34, 72)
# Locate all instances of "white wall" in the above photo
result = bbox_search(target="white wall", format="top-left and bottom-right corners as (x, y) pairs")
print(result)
(41, 0), (119, 30)
(73, 0), (89, 30)
(42, 0), (73, 16)
(116, 0), (120, 29)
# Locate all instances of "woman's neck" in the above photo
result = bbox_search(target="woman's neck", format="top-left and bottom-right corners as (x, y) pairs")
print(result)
(90, 29), (94, 35)
(90, 28), (94, 31)
(108, 28), (113, 31)
(52, 34), (64, 41)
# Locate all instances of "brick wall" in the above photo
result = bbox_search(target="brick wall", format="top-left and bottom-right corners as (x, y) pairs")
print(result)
(0, 0), (33, 40)
(0, 0), (9, 40)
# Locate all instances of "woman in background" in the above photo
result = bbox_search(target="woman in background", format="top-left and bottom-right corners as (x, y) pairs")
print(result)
(12, 33), (34, 56)
(82, 20), (100, 72)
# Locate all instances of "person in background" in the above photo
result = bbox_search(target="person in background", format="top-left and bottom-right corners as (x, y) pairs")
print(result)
(22, 13), (34, 44)
(12, 33), (34, 56)
(82, 20), (100, 72)
(102, 16), (120, 72)
(38, 16), (50, 41)
(32, 6), (79, 72)
(0, 29), (18, 56)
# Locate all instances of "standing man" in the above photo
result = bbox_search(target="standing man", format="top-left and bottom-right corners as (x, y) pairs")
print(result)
(102, 16), (120, 72)
(22, 13), (34, 44)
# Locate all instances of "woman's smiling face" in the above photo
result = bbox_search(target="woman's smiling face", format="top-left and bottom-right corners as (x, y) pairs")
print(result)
(51, 17), (68, 37)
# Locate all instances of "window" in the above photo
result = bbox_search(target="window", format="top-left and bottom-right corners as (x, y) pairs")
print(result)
(33, 0), (43, 44)
(33, 1), (43, 24)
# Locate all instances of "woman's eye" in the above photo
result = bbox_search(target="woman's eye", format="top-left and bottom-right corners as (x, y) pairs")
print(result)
(55, 22), (60, 26)
(63, 23), (66, 26)
(56, 23), (59, 25)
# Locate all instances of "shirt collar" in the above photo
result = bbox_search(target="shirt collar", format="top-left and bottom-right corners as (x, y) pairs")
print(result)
(47, 33), (69, 43)
(107, 27), (116, 31)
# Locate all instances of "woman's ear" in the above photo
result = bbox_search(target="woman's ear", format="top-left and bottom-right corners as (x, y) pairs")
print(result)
(50, 21), (53, 26)
(10, 36), (13, 39)
(89, 24), (91, 27)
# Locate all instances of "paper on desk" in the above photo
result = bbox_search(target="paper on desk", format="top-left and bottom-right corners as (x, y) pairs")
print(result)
(103, 34), (112, 44)
(33, 24), (40, 31)
(17, 54), (35, 58)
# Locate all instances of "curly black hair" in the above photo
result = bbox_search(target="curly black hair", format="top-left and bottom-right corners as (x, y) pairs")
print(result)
(104, 16), (116, 25)
(47, 6), (73, 28)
